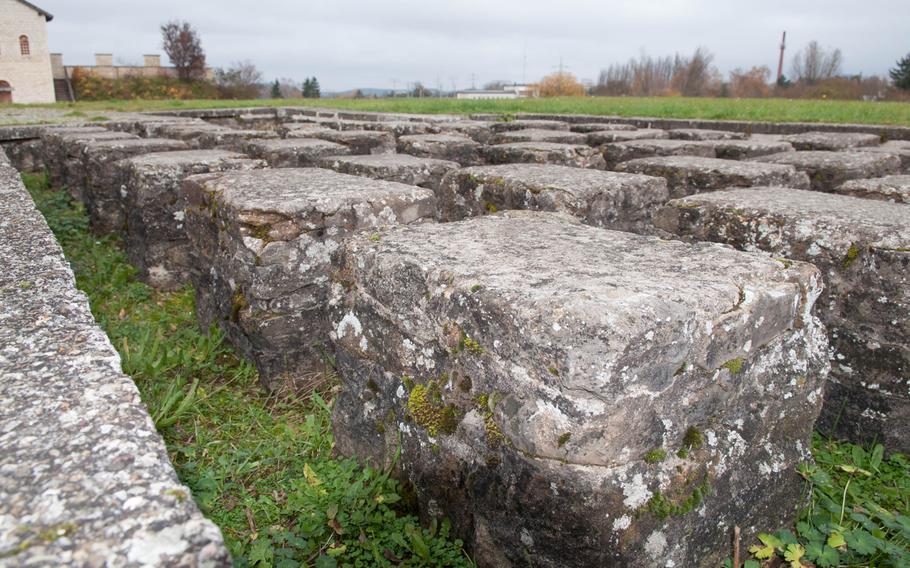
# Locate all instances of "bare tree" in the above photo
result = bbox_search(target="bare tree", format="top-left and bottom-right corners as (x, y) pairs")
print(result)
(214, 61), (263, 99)
(536, 72), (586, 97)
(161, 21), (206, 80)
(673, 47), (719, 96)
(594, 48), (719, 97)
(791, 41), (842, 84)
(729, 66), (771, 98)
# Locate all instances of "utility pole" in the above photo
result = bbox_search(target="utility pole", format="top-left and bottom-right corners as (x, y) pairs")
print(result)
(471, 73), (476, 89)
(391, 78), (398, 97)
(776, 31), (787, 84)
(522, 41), (527, 84)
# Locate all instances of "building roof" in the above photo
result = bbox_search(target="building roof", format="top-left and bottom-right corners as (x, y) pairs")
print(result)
(14, 0), (54, 21)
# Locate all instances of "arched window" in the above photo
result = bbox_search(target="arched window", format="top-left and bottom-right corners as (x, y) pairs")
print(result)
(20, 36), (30, 56)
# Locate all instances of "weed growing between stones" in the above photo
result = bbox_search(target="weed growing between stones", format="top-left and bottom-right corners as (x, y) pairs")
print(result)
(23, 171), (473, 568)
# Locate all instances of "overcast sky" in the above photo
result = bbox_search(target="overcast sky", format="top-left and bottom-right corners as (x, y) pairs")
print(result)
(38, 0), (910, 92)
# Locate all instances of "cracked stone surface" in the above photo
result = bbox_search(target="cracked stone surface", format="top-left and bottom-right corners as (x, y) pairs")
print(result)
(711, 139), (795, 160)
(481, 142), (606, 169)
(835, 174), (910, 204)
(654, 187), (910, 451)
(850, 142), (910, 173)
(81, 138), (191, 234)
(434, 121), (496, 144)
(397, 134), (485, 166)
(39, 127), (138, 198)
(489, 119), (570, 133)
(491, 129), (588, 146)
(782, 131), (882, 151)
(307, 129), (397, 155)
(316, 153), (460, 191)
(239, 138), (351, 167)
(328, 210), (827, 568)
(182, 167), (436, 389)
(602, 139), (716, 169)
(587, 129), (669, 146)
(615, 155), (810, 198)
(568, 123), (638, 133)
(0, 155), (231, 567)
(437, 163), (668, 232)
(752, 151), (903, 192)
(118, 150), (266, 290)
(151, 123), (278, 149)
(667, 129), (748, 141)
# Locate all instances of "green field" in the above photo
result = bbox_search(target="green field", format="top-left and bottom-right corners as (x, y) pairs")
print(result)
(8, 96), (910, 126)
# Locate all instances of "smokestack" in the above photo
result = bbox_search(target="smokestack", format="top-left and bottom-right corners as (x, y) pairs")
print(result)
(776, 31), (787, 83)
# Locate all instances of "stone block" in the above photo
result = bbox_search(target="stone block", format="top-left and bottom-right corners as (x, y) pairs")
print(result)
(0, 139), (43, 172)
(615, 156), (810, 198)
(40, 127), (137, 195)
(481, 142), (606, 169)
(587, 129), (670, 146)
(654, 187), (910, 451)
(835, 174), (910, 204)
(240, 138), (351, 167)
(850, 142), (910, 173)
(489, 119), (570, 133)
(82, 138), (191, 235)
(711, 139), (795, 160)
(437, 163), (668, 232)
(783, 131), (881, 151)
(435, 121), (496, 144)
(602, 139), (716, 169)
(153, 123), (278, 149)
(118, 150), (266, 290)
(181, 168), (436, 389)
(316, 154), (460, 191)
(491, 129), (588, 145)
(569, 123), (638, 133)
(667, 128), (748, 141)
(308, 129), (397, 155)
(328, 210), (827, 568)
(397, 134), (484, 166)
(751, 151), (902, 192)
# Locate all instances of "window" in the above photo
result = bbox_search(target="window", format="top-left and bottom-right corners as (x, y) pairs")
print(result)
(20, 36), (30, 56)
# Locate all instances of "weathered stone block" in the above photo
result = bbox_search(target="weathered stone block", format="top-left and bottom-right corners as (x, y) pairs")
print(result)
(654, 187), (909, 451)
(489, 119), (570, 133)
(119, 150), (266, 289)
(437, 163), (668, 232)
(309, 130), (397, 155)
(835, 174), (910, 204)
(40, 127), (137, 195)
(615, 155), (810, 198)
(240, 138), (351, 167)
(435, 120), (496, 144)
(602, 139), (716, 169)
(850, 142), (910, 173)
(0, 138), (43, 172)
(783, 131), (881, 151)
(752, 151), (902, 192)
(491, 129), (588, 145)
(397, 134), (484, 166)
(316, 154), (460, 191)
(481, 142), (606, 169)
(667, 128), (748, 141)
(328, 211), (827, 568)
(569, 123), (638, 133)
(587, 129), (669, 146)
(82, 137), (191, 234)
(182, 168), (436, 389)
(711, 139), (795, 160)
(152, 123), (278, 149)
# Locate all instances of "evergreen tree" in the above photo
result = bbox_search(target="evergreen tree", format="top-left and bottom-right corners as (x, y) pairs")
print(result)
(890, 53), (910, 90)
(270, 79), (282, 98)
(310, 77), (321, 98)
(302, 78), (313, 98)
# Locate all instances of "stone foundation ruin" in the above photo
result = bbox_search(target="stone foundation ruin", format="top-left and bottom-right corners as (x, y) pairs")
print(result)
(2, 106), (908, 567)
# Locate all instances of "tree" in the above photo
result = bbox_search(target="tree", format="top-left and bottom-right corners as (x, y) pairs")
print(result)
(214, 60), (262, 99)
(791, 41), (842, 84)
(302, 77), (321, 98)
(160, 20), (206, 81)
(483, 80), (511, 91)
(729, 66), (771, 98)
(536, 72), (586, 97)
(411, 82), (430, 97)
(890, 53), (910, 90)
(270, 80), (282, 99)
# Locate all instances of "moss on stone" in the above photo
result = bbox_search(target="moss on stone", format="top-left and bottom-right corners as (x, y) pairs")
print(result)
(722, 357), (744, 375)
(843, 243), (861, 269)
(407, 383), (460, 437)
(463, 336), (484, 355)
(557, 432), (572, 448)
(230, 290), (248, 323)
(682, 426), (704, 450)
(646, 477), (711, 519)
(643, 448), (667, 464)
(484, 201), (499, 213)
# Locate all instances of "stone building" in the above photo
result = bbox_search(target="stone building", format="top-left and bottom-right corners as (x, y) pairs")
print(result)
(52, 53), (215, 84)
(0, 0), (55, 103)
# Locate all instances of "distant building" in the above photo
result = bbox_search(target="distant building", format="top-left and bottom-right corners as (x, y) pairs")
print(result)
(0, 0), (56, 103)
(455, 84), (539, 100)
(52, 53), (215, 85)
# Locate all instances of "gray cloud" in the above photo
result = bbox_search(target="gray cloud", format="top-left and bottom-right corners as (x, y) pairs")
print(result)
(40, 0), (910, 91)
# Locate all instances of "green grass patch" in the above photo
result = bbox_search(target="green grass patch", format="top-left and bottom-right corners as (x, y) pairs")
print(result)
(22, 171), (473, 568)
(7, 95), (910, 126)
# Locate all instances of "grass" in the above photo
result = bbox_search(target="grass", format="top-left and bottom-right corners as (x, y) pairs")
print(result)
(5, 96), (910, 126)
(19, 171), (910, 567)
(22, 171), (473, 568)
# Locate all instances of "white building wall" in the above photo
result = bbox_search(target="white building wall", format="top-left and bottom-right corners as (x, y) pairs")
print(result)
(0, 0), (55, 103)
